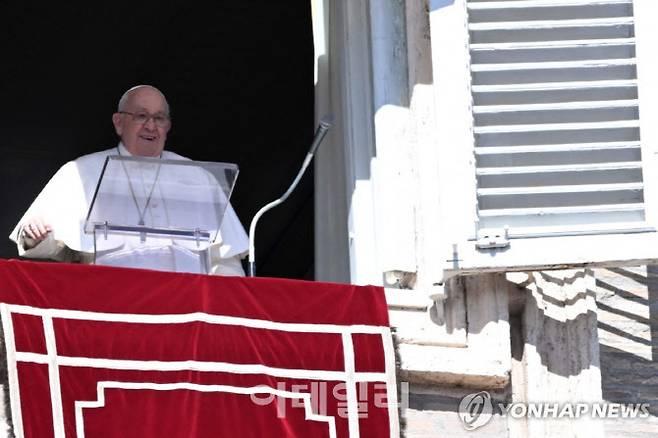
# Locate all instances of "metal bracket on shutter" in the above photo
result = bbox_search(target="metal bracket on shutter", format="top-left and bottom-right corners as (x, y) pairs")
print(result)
(476, 226), (510, 250)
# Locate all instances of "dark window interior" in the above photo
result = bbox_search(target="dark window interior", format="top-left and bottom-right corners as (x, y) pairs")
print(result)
(0, 2), (315, 279)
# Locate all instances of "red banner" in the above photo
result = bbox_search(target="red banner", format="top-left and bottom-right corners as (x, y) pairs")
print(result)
(0, 260), (399, 438)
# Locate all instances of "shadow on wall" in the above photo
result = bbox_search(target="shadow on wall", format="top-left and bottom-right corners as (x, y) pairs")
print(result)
(512, 270), (601, 380)
(399, 268), (657, 437)
(597, 266), (658, 416)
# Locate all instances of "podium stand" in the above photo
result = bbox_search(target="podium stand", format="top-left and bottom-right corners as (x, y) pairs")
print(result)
(84, 155), (238, 274)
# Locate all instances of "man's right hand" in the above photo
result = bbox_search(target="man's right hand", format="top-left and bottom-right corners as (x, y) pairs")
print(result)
(21, 218), (53, 249)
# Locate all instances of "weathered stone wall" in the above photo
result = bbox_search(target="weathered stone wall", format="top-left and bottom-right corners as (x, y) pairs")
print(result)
(595, 266), (658, 436)
(0, 322), (13, 438)
(404, 384), (510, 438)
(401, 267), (658, 438)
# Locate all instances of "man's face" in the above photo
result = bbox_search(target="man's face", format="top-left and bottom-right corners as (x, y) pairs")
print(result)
(111, 87), (171, 157)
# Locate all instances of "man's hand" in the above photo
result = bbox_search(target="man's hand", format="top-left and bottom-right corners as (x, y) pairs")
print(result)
(21, 218), (53, 249)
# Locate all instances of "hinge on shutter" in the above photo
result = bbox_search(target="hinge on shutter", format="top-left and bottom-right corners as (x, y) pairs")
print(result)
(476, 226), (510, 250)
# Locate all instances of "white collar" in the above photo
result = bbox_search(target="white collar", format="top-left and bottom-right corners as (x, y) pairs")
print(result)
(117, 142), (132, 157)
(116, 142), (165, 159)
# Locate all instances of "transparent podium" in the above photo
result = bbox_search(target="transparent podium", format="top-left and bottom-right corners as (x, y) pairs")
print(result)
(84, 155), (238, 274)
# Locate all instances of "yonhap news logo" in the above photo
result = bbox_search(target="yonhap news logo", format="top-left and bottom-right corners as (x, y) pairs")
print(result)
(458, 391), (651, 430)
(458, 391), (494, 430)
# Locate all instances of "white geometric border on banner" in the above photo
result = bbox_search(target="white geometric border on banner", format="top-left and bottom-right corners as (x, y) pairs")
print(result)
(1, 303), (400, 438)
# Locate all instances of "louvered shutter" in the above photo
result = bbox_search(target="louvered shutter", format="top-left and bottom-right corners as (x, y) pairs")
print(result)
(471, 0), (644, 236)
(429, 0), (658, 276)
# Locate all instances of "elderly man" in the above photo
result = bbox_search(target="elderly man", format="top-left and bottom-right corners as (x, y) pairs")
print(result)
(9, 85), (248, 275)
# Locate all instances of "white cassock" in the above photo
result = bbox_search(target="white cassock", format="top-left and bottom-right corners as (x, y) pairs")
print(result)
(8, 143), (249, 276)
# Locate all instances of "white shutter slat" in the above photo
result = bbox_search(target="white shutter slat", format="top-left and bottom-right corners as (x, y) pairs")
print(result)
(472, 65), (636, 85)
(468, 1), (632, 10)
(477, 182), (643, 196)
(469, 18), (634, 31)
(475, 127), (639, 147)
(478, 166), (642, 189)
(479, 203), (645, 233)
(485, 222), (652, 238)
(473, 80), (638, 105)
(478, 187), (643, 210)
(470, 37), (635, 50)
(471, 39), (635, 64)
(475, 141), (640, 154)
(474, 99), (638, 113)
(469, 2), (632, 22)
(472, 58), (635, 71)
(480, 203), (645, 216)
(477, 161), (641, 175)
(470, 20), (633, 44)
(474, 120), (640, 134)
(474, 104), (638, 126)
(472, 79), (636, 92)
(475, 142), (641, 168)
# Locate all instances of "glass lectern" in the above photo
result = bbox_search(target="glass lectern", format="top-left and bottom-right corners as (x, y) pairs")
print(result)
(84, 155), (238, 274)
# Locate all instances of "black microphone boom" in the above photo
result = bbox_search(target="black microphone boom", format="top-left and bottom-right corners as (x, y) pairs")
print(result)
(247, 115), (334, 277)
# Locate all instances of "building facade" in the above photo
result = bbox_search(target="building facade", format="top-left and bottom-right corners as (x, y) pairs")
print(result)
(312, 0), (658, 436)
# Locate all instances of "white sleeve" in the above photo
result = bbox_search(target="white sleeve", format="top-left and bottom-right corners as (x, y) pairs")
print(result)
(9, 161), (89, 254)
(15, 229), (72, 262)
(214, 203), (249, 259)
(209, 254), (245, 277)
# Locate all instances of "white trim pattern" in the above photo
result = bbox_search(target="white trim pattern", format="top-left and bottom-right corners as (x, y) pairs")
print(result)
(43, 314), (65, 438)
(342, 332), (360, 437)
(74, 381), (337, 438)
(1, 304), (23, 438)
(6, 304), (387, 334)
(1, 303), (399, 438)
(382, 332), (400, 437)
(15, 353), (386, 383)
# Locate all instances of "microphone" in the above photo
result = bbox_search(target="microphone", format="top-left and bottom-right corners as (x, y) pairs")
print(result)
(248, 115), (334, 277)
(308, 115), (334, 156)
